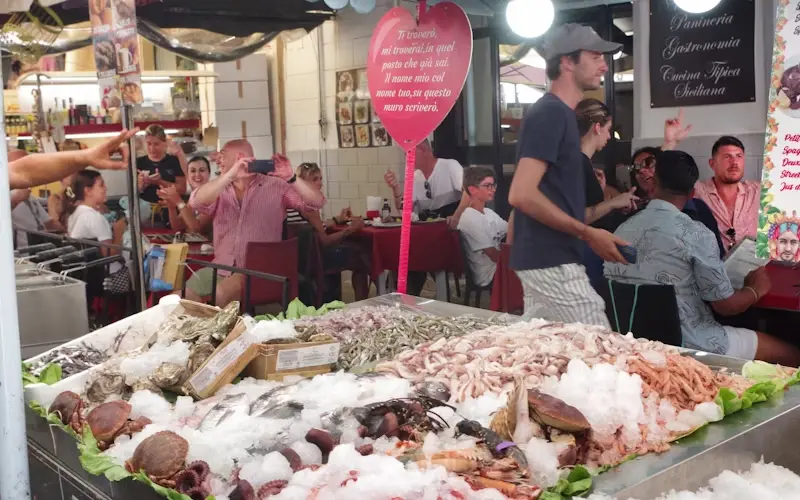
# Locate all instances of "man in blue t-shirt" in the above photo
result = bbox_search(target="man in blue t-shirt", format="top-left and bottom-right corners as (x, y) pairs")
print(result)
(509, 24), (627, 327)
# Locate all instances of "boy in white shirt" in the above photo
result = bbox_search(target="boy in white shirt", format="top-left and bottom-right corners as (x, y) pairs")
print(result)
(457, 166), (509, 287)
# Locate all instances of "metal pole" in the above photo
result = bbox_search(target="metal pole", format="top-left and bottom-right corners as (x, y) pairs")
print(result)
(0, 64), (33, 500)
(121, 105), (146, 311)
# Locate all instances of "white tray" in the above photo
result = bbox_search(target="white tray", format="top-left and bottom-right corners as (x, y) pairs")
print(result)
(23, 302), (184, 408)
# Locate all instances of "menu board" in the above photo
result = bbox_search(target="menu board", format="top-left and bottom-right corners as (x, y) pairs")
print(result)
(89, 0), (143, 108)
(759, 1), (800, 262)
(335, 68), (392, 149)
(648, 0), (755, 108)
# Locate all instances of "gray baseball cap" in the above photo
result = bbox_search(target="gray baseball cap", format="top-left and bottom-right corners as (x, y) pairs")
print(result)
(536, 23), (622, 60)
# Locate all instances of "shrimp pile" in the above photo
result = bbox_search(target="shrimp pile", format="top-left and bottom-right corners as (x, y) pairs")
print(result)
(627, 353), (752, 410)
(376, 320), (677, 402)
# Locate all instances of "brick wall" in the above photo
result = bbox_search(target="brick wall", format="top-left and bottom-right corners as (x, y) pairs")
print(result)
(283, 1), (411, 217)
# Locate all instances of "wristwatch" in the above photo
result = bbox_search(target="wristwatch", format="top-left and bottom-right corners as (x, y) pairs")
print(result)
(177, 202), (186, 211)
(287, 174), (297, 184)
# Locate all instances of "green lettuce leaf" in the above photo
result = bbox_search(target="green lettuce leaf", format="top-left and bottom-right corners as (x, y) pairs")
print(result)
(39, 363), (63, 385)
(715, 387), (742, 415)
(22, 362), (38, 386)
(77, 427), (131, 481)
(255, 299), (345, 322)
(22, 362), (63, 386)
(543, 465), (594, 499)
(564, 465), (593, 496)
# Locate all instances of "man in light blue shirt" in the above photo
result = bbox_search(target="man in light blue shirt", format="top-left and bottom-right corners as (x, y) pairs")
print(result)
(605, 150), (800, 365)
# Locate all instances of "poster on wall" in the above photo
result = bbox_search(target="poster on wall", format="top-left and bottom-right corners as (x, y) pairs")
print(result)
(759, 1), (800, 262)
(648, 0), (755, 108)
(335, 68), (392, 148)
(89, 0), (143, 108)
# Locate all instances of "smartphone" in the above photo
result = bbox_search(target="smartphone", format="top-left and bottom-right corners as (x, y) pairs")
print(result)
(248, 159), (275, 175)
(617, 244), (638, 264)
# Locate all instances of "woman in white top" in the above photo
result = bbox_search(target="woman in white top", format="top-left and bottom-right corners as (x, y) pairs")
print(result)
(63, 170), (129, 290)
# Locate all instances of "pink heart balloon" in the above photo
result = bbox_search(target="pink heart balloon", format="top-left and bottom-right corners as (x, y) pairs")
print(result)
(367, 2), (472, 151)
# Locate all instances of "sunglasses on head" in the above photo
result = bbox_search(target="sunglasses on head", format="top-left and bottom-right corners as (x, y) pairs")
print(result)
(299, 162), (318, 170)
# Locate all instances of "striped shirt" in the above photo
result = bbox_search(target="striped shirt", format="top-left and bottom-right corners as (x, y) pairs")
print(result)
(190, 176), (324, 274)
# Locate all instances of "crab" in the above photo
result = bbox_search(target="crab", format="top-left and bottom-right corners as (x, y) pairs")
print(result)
(125, 430), (211, 496)
(527, 389), (592, 466)
(527, 389), (590, 433)
(49, 391), (84, 434)
(85, 400), (151, 450)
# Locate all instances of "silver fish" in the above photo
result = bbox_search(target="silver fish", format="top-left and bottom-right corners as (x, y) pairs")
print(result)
(199, 393), (250, 431)
(249, 384), (301, 417)
(258, 401), (304, 419)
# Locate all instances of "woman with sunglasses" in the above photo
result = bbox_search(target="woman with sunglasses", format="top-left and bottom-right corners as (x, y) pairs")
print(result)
(295, 163), (372, 301)
(630, 147), (726, 259)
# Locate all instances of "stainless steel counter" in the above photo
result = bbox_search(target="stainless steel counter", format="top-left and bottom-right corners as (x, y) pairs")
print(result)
(16, 264), (89, 358)
(350, 294), (800, 498)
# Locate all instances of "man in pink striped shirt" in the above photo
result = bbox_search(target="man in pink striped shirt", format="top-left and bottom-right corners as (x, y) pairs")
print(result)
(693, 136), (760, 253)
(186, 139), (324, 305)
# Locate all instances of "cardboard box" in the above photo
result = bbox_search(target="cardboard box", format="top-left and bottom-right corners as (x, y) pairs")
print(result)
(185, 322), (340, 398)
(247, 340), (340, 381)
(184, 319), (260, 399)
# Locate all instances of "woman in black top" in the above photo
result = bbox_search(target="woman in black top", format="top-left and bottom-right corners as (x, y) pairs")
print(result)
(575, 99), (639, 288)
(136, 124), (187, 204)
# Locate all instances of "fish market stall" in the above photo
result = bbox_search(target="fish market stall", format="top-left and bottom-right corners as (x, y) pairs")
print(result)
(22, 295), (800, 500)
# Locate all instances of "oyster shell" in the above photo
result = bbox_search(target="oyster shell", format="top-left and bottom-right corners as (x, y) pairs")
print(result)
(85, 371), (127, 403)
(151, 362), (188, 389)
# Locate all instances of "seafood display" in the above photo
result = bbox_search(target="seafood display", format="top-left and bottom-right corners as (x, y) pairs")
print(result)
(377, 320), (682, 401)
(76, 302), (240, 403)
(25, 298), (800, 500)
(294, 306), (503, 370)
(27, 343), (110, 378)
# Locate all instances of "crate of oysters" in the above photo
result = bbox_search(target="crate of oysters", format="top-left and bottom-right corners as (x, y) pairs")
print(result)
(24, 295), (244, 410)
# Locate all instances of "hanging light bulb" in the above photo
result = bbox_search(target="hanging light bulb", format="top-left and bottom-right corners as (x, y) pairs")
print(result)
(323, 0), (349, 9)
(672, 0), (721, 14)
(506, 0), (554, 39)
(350, 0), (376, 14)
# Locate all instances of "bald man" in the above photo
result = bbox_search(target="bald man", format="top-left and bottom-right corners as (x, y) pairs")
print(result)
(8, 129), (137, 190)
(185, 139), (325, 306)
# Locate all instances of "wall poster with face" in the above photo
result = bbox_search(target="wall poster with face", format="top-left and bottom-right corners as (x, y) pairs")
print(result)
(759, 2), (800, 262)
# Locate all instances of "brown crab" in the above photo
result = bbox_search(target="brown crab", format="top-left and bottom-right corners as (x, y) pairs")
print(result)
(527, 389), (591, 433)
(125, 430), (211, 497)
(49, 391), (84, 434)
(85, 400), (151, 450)
(527, 389), (591, 466)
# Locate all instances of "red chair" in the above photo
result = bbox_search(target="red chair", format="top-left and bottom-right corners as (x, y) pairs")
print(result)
(242, 239), (299, 314)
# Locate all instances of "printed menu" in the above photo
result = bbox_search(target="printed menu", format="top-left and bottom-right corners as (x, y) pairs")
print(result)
(335, 68), (392, 148)
(89, 0), (143, 108)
